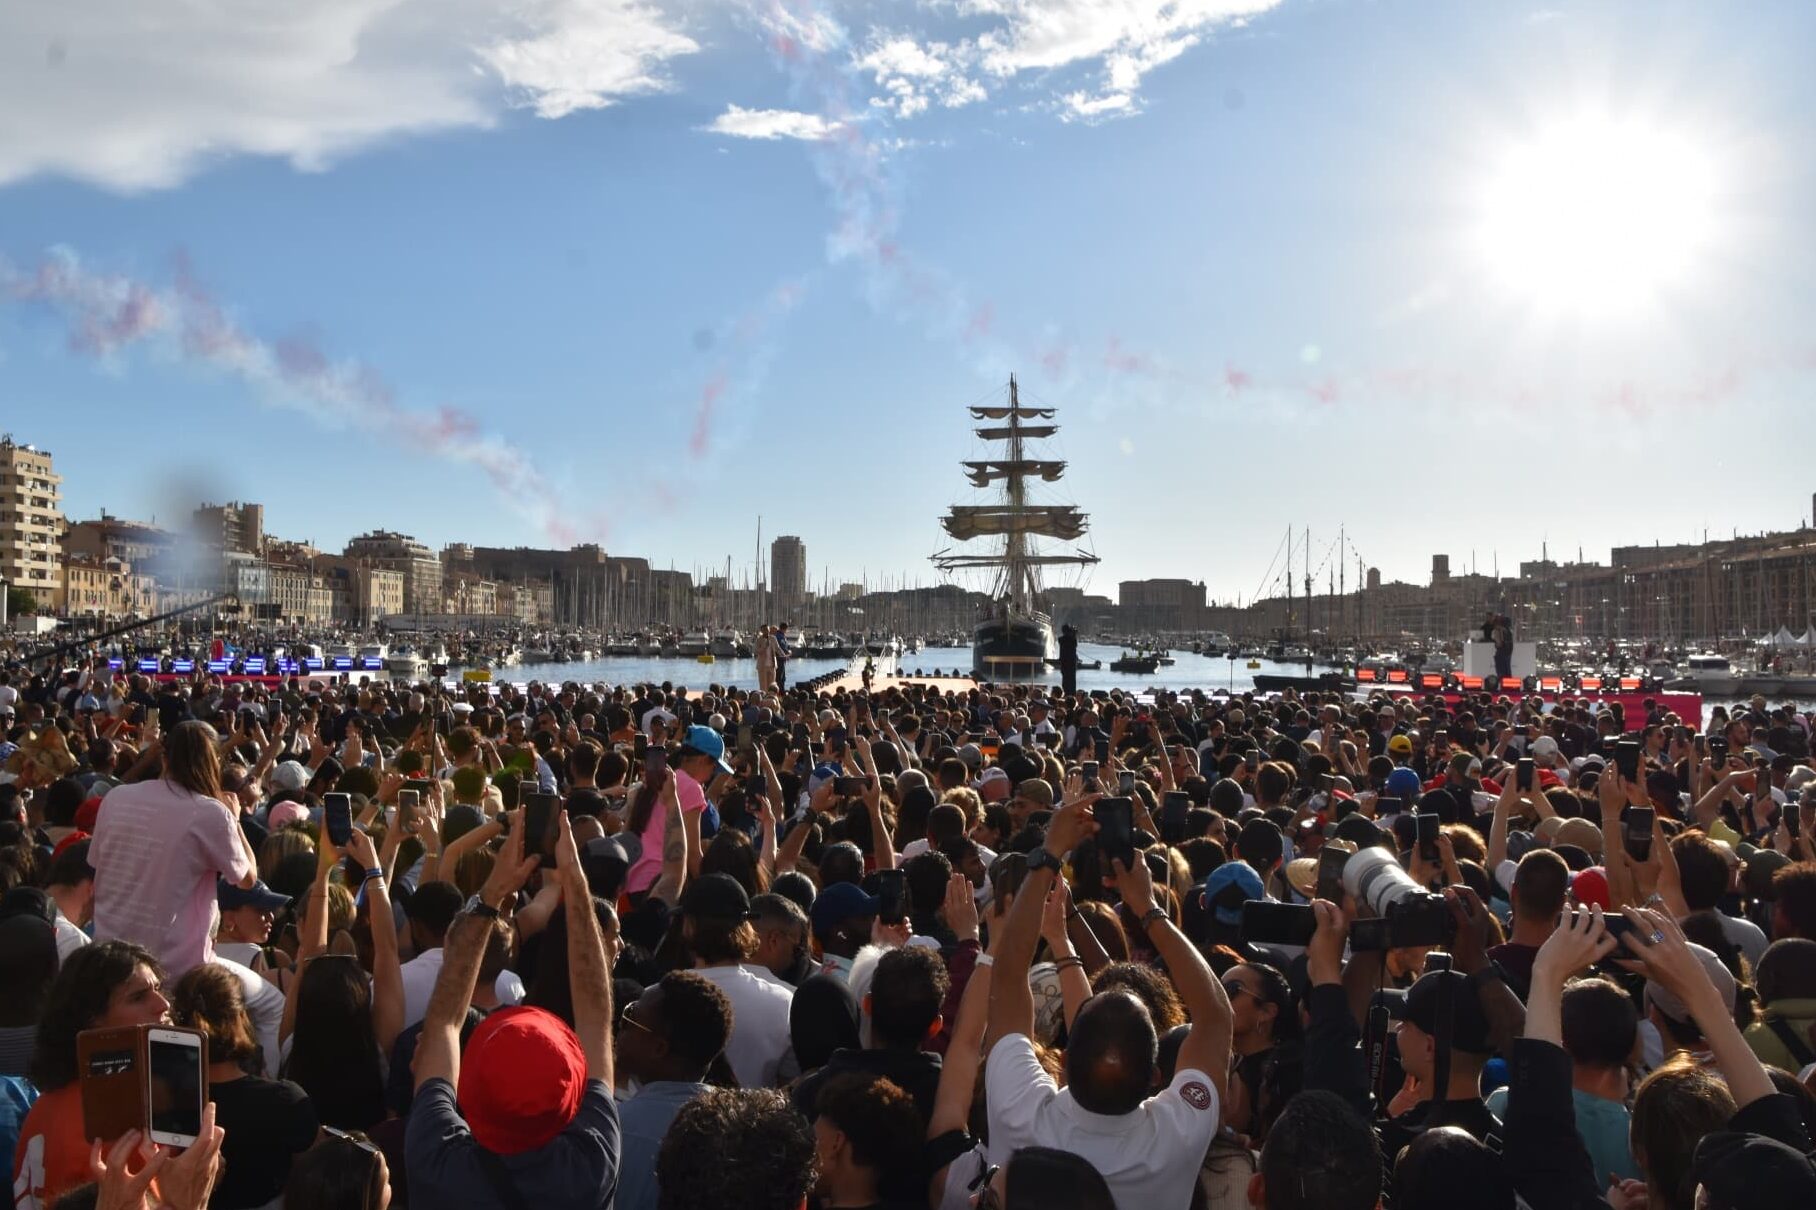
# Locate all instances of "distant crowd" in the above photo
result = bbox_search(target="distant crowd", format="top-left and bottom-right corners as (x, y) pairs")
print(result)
(1, 655), (1814, 1210)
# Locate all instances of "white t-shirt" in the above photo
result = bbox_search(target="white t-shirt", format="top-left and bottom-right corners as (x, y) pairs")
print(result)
(1716, 912), (1768, 968)
(985, 1032), (1220, 1210)
(696, 963), (799, 1089)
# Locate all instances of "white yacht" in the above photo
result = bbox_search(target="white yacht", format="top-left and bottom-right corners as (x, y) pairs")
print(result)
(1684, 653), (1742, 696)
(387, 646), (428, 680)
(709, 629), (743, 658)
(677, 631), (711, 657)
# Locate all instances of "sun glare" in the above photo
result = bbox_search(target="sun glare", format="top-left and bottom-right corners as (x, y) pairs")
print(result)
(1476, 113), (1718, 317)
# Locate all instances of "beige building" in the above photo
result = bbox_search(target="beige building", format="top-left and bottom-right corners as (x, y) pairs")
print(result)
(344, 531), (442, 615)
(267, 565), (336, 625)
(0, 436), (64, 610)
(312, 557), (405, 625)
(445, 569), (499, 616)
(193, 501), (265, 557)
(57, 555), (156, 619)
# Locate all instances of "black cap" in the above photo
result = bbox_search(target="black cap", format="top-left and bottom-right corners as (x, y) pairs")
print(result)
(1690, 1130), (1816, 1208)
(1384, 969), (1495, 1054)
(681, 872), (755, 921)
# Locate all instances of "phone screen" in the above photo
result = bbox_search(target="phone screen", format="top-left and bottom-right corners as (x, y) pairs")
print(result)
(645, 748), (668, 781)
(1244, 751), (1260, 772)
(1118, 769), (1136, 795)
(1160, 791), (1190, 844)
(833, 776), (867, 797)
(738, 724), (754, 752)
(876, 869), (906, 924)
(1316, 847), (1348, 902)
(1516, 758), (1535, 792)
(1080, 761), (1100, 793)
(1417, 813), (1440, 863)
(146, 1033), (203, 1145)
(324, 793), (353, 847)
(523, 792), (559, 860)
(396, 789), (420, 834)
(1240, 901), (1317, 947)
(1615, 740), (1642, 782)
(1096, 797), (1135, 867)
(1094, 737), (1111, 763)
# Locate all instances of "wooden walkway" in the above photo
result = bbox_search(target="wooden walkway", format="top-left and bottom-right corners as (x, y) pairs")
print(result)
(814, 651), (979, 696)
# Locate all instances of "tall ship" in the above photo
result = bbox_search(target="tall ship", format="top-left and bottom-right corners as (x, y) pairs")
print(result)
(933, 376), (1100, 678)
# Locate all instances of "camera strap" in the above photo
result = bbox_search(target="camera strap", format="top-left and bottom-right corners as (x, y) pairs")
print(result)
(1427, 963), (1456, 1128)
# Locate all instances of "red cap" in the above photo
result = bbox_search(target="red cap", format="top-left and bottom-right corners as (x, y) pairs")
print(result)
(456, 1006), (586, 1155)
(73, 797), (103, 833)
(1571, 867), (1611, 910)
(51, 830), (91, 860)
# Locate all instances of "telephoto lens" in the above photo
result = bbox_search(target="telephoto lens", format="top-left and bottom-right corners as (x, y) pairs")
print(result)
(1342, 846), (1428, 917)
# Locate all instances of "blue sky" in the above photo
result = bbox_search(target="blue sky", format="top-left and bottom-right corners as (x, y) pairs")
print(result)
(3, 0), (1814, 608)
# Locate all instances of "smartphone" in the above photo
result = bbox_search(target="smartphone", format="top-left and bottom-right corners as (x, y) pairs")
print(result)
(1160, 791), (1191, 845)
(1516, 757), (1535, 792)
(396, 788), (420, 835)
(145, 1028), (206, 1148)
(793, 722), (811, 747)
(1042, 731), (1060, 749)
(1317, 772), (1334, 795)
(746, 774), (767, 800)
(1614, 739), (1642, 782)
(827, 727), (848, 751)
(645, 747), (668, 782)
(1623, 806), (1654, 863)
(1416, 812), (1440, 863)
(634, 733), (649, 760)
(1709, 737), (1728, 763)
(324, 792), (353, 847)
(1244, 750), (1261, 773)
(1096, 796), (1135, 867)
(1080, 761), (1100, 793)
(1095, 736), (1111, 763)
(1692, 733), (1706, 754)
(875, 868), (907, 925)
(1240, 900), (1317, 947)
(405, 776), (433, 801)
(1316, 846), (1349, 902)
(833, 776), (868, 797)
(737, 724), (754, 752)
(1118, 769), (1136, 795)
(523, 791), (560, 861)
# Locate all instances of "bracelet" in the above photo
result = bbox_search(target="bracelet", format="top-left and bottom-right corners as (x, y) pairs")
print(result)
(1139, 907), (1169, 930)
(1054, 955), (1084, 971)
(363, 867), (385, 882)
(974, 954), (996, 968)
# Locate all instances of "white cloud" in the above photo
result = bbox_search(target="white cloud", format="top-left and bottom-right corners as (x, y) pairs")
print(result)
(861, 1), (1280, 121)
(705, 105), (842, 142)
(0, 0), (697, 191)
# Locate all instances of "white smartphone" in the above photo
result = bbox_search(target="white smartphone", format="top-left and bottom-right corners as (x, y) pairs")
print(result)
(145, 1028), (206, 1148)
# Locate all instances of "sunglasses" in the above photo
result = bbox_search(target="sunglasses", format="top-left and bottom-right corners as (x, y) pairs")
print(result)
(970, 1163), (1001, 1210)
(324, 1125), (378, 1156)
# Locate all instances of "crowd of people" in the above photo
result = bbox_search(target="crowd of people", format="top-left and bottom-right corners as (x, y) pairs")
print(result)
(1, 653), (1815, 1210)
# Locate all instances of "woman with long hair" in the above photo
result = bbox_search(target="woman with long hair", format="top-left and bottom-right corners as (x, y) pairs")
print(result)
(13, 941), (169, 1208)
(88, 719), (259, 976)
(170, 964), (318, 1209)
(279, 828), (402, 1132)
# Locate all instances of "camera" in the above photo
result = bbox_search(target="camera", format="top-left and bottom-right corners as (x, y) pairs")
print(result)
(1343, 847), (1455, 951)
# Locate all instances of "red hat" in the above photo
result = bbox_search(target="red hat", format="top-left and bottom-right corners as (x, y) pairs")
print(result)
(456, 1006), (586, 1155)
(1571, 867), (1611, 911)
(51, 830), (91, 860)
(73, 797), (103, 834)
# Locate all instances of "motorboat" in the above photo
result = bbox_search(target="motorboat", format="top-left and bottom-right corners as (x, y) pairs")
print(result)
(677, 631), (711, 657)
(1682, 653), (1742, 696)
(1109, 652), (1160, 674)
(709, 630), (742, 658)
(387, 646), (428, 679)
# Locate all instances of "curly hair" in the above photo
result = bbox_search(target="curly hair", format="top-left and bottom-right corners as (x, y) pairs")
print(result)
(1090, 961), (1186, 1031)
(657, 1088), (816, 1210)
(814, 1073), (922, 1182)
(30, 940), (161, 1091)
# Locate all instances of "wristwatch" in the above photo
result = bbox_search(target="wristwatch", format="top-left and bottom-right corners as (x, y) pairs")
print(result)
(462, 894), (501, 920)
(1027, 847), (1063, 875)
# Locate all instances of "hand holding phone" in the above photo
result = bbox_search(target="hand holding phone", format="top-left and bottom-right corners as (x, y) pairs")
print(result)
(1096, 797), (1135, 868)
(1623, 806), (1654, 863)
(323, 793), (353, 847)
(876, 869), (906, 925)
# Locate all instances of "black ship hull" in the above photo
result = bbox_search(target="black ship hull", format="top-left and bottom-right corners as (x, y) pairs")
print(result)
(973, 614), (1056, 680)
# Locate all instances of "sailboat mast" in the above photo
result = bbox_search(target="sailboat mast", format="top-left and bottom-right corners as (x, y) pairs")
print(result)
(1006, 374), (1026, 609)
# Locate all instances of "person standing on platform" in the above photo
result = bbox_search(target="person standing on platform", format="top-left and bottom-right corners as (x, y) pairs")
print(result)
(1059, 624), (1079, 696)
(754, 626), (777, 693)
(774, 623), (794, 692)
(1492, 613), (1514, 681)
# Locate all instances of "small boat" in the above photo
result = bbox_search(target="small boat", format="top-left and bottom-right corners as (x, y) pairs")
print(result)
(1109, 652), (1160, 674)
(1246, 659), (1262, 670)
(696, 652), (716, 664)
(1683, 653), (1742, 696)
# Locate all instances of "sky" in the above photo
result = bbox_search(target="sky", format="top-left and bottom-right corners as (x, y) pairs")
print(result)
(3, 0), (1815, 608)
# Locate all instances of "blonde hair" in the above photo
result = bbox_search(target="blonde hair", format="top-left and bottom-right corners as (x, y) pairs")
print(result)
(259, 829), (315, 882)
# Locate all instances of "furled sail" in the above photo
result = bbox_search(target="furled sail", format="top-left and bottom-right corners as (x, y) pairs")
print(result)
(962, 460), (1067, 487)
(974, 425), (1057, 440)
(968, 406), (1056, 420)
(942, 505), (1088, 541)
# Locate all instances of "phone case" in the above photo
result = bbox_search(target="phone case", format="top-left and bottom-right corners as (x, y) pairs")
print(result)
(77, 1024), (208, 1143)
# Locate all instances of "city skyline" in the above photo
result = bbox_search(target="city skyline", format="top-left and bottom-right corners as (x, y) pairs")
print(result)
(4, 2), (1816, 599)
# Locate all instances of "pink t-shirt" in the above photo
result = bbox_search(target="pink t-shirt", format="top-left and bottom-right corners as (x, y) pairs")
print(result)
(89, 778), (253, 977)
(624, 768), (706, 895)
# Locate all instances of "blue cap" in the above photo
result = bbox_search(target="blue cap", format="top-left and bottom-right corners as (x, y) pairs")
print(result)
(810, 881), (883, 940)
(1385, 767), (1423, 805)
(680, 723), (736, 776)
(1202, 861), (1265, 926)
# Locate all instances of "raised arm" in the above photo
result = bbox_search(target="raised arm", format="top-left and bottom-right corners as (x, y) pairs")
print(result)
(984, 796), (1093, 1054)
(647, 772), (691, 908)
(1042, 879), (1092, 1031)
(557, 810), (614, 1086)
(347, 828), (404, 1053)
(1113, 853), (1232, 1098)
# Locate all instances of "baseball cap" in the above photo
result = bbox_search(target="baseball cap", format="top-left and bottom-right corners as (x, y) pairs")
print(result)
(1645, 941), (1738, 1026)
(1530, 735), (1561, 760)
(681, 872), (755, 921)
(1384, 968), (1495, 1053)
(1385, 767), (1423, 803)
(976, 767), (1011, 803)
(1690, 1129), (1816, 1209)
(1387, 734), (1414, 756)
(810, 881), (882, 940)
(457, 1006), (587, 1155)
(217, 878), (291, 912)
(1569, 867), (1610, 910)
(1014, 779), (1055, 810)
(956, 743), (983, 769)
(270, 761), (310, 793)
(1202, 861), (1265, 926)
(266, 799), (311, 831)
(680, 724), (736, 776)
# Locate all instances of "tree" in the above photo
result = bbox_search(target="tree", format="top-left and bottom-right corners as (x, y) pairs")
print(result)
(6, 585), (37, 617)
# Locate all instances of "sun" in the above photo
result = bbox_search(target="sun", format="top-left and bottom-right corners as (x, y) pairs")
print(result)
(1475, 113), (1718, 317)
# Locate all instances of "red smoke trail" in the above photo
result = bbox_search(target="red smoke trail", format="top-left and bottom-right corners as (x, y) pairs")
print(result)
(3, 249), (603, 545)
